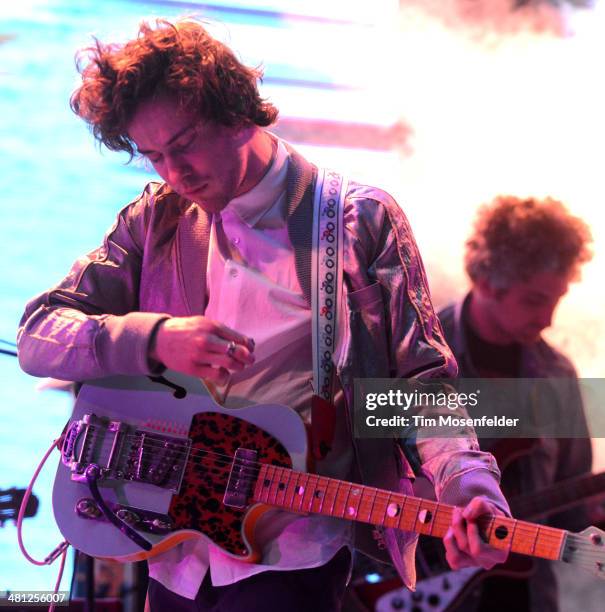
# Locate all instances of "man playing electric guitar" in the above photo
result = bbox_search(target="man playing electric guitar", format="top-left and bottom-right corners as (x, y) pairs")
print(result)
(437, 195), (593, 611)
(17, 18), (510, 611)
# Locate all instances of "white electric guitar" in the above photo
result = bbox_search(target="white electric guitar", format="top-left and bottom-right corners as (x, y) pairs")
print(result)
(53, 373), (605, 585)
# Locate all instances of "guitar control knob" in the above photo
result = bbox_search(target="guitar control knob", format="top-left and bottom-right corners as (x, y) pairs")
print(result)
(76, 498), (101, 518)
(390, 596), (404, 609)
(411, 591), (423, 602)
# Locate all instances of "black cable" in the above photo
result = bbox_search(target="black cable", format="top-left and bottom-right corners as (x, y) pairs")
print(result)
(68, 549), (78, 602)
(85, 554), (94, 612)
(0, 339), (18, 357)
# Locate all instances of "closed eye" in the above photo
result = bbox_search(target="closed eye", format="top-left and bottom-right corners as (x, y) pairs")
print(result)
(173, 135), (196, 152)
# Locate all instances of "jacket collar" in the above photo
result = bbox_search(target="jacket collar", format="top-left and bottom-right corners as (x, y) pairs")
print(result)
(176, 139), (317, 314)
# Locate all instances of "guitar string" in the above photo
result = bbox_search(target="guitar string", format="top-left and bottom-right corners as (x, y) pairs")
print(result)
(107, 448), (576, 553)
(75, 428), (605, 538)
(69, 437), (591, 553)
(80, 432), (600, 550)
(76, 434), (577, 552)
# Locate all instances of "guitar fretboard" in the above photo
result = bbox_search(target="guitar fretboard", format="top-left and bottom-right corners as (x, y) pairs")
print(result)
(253, 464), (565, 561)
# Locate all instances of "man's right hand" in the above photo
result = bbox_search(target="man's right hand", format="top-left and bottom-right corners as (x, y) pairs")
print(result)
(149, 316), (255, 384)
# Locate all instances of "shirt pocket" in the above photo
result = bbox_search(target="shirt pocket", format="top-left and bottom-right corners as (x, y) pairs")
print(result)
(346, 282), (390, 376)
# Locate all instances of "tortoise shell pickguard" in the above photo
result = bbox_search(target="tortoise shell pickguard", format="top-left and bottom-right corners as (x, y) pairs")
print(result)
(168, 411), (291, 557)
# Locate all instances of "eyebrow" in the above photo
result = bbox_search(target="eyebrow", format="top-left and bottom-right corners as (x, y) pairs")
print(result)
(137, 122), (196, 155)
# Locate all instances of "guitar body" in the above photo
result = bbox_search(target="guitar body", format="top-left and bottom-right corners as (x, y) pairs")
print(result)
(375, 555), (537, 612)
(52, 373), (307, 562)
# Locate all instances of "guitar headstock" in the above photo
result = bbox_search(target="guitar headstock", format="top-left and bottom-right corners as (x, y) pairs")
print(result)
(0, 488), (39, 527)
(562, 526), (605, 579)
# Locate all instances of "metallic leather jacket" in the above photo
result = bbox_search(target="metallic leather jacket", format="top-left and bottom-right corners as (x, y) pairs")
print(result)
(18, 143), (507, 589)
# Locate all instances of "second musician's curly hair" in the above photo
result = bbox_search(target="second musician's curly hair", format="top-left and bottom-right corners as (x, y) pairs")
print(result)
(70, 18), (278, 157)
(465, 196), (592, 289)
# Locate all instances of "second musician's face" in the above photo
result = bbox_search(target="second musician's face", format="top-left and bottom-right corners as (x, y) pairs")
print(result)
(489, 271), (570, 345)
(127, 92), (254, 213)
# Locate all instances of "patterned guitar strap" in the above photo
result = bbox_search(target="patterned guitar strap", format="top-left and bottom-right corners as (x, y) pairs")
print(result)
(310, 169), (348, 464)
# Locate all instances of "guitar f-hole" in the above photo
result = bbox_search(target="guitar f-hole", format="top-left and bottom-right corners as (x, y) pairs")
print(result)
(148, 376), (187, 399)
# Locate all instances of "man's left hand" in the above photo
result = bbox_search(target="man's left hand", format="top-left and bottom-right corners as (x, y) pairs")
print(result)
(444, 496), (510, 570)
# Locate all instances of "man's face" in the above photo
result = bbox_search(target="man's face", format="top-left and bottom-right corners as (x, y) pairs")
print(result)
(484, 271), (571, 345)
(127, 93), (253, 213)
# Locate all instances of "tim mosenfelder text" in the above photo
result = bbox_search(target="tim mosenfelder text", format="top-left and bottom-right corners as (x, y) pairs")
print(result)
(363, 389), (520, 429)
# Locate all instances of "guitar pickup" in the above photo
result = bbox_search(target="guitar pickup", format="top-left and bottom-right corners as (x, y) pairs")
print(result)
(223, 448), (257, 509)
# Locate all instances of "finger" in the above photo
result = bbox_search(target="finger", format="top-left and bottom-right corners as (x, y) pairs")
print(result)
(446, 549), (476, 570)
(197, 351), (249, 372)
(194, 365), (230, 385)
(207, 320), (255, 352)
(467, 521), (488, 559)
(444, 527), (476, 570)
(451, 507), (469, 552)
(466, 519), (509, 569)
(207, 338), (255, 366)
(463, 497), (494, 521)
(191, 334), (254, 367)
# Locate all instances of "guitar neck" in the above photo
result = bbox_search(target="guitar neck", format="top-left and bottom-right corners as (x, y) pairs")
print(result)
(253, 464), (566, 562)
(510, 471), (605, 520)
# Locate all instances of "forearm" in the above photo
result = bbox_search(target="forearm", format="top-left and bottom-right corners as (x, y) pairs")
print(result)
(18, 303), (169, 380)
(17, 187), (169, 381)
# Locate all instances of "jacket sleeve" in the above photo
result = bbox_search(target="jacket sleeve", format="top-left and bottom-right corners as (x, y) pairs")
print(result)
(348, 188), (509, 514)
(17, 184), (169, 381)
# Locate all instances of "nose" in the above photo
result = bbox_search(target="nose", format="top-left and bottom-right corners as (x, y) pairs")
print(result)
(537, 305), (556, 330)
(164, 154), (192, 188)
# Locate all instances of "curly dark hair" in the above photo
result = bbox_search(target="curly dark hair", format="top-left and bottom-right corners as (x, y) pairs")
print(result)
(70, 18), (278, 157)
(465, 195), (593, 289)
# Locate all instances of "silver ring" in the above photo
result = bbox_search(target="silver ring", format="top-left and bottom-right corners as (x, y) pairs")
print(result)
(226, 341), (237, 358)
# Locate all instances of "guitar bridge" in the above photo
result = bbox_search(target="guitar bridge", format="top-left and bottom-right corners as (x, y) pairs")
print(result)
(61, 413), (191, 493)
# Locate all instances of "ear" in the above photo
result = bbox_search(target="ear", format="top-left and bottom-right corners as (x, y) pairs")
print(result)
(475, 278), (503, 300)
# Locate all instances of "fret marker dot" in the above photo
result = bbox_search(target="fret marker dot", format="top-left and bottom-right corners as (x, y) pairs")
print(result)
(278, 483), (285, 491)
(418, 509), (432, 524)
(387, 503), (400, 518)
(296, 486), (304, 495)
(495, 525), (509, 540)
(314, 490), (323, 499)
(347, 506), (356, 517)
(263, 479), (270, 487)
